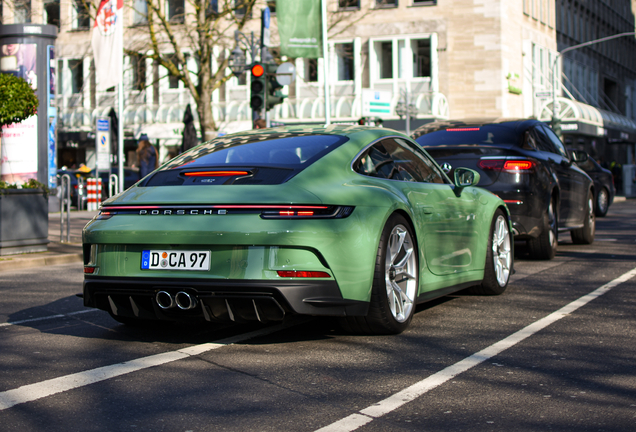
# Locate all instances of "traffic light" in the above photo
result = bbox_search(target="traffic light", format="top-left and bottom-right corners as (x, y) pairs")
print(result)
(250, 63), (266, 111)
(265, 64), (286, 111)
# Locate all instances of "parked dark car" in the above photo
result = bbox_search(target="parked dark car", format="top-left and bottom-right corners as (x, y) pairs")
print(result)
(569, 150), (615, 217)
(57, 167), (140, 209)
(412, 118), (595, 260)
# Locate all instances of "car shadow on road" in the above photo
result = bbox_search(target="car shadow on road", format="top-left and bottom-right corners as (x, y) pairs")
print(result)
(6, 295), (284, 345)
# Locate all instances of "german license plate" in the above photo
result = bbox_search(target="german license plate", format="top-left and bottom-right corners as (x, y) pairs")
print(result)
(141, 250), (211, 271)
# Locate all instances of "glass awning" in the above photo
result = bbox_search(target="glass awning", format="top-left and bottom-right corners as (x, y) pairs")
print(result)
(539, 97), (636, 132)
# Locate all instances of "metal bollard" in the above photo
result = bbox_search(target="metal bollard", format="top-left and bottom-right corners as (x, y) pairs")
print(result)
(77, 176), (86, 210)
(60, 174), (71, 243)
(109, 173), (119, 197)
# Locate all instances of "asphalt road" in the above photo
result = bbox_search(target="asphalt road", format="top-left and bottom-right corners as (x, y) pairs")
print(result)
(1, 200), (635, 432)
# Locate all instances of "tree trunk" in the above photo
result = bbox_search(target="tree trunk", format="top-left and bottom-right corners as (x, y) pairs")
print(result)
(197, 86), (216, 142)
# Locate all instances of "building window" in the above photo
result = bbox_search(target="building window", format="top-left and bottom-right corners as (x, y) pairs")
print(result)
(523, 0), (530, 15)
(133, 0), (148, 25)
(44, 0), (60, 27)
(336, 43), (354, 81)
(339, 0), (360, 9)
(57, 59), (64, 95)
(69, 59), (84, 94)
(235, 0), (251, 17)
(412, 39), (430, 78)
(267, 1), (276, 15)
(412, 0), (437, 5)
(380, 41), (393, 79)
(164, 54), (183, 89)
(206, 0), (218, 17)
(72, 0), (90, 30)
(131, 54), (147, 91)
(377, 0), (398, 7)
(13, 0), (31, 23)
(305, 59), (318, 82)
(165, 0), (184, 23)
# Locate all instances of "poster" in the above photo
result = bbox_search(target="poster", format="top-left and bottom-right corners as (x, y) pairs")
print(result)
(0, 43), (37, 89)
(1, 116), (39, 184)
(48, 45), (57, 188)
(0, 43), (38, 184)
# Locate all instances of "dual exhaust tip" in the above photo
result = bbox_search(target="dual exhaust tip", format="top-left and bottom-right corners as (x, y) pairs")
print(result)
(155, 290), (198, 310)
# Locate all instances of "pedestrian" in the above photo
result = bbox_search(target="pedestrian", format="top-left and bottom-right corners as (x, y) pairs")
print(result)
(135, 134), (158, 178)
(181, 104), (198, 153)
(253, 118), (267, 129)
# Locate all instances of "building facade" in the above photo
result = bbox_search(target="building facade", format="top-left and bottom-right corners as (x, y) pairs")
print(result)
(537, 0), (636, 179)
(1, 0), (635, 177)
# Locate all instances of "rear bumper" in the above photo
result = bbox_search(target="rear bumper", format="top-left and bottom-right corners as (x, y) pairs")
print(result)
(84, 276), (369, 323)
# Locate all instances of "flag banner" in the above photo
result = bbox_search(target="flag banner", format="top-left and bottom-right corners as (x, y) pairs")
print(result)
(277, 0), (322, 59)
(91, 0), (123, 91)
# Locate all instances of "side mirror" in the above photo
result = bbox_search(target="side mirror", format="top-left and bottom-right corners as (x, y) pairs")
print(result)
(454, 168), (480, 188)
(572, 150), (588, 163)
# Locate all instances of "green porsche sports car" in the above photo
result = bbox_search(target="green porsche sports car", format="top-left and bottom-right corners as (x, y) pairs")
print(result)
(82, 125), (513, 334)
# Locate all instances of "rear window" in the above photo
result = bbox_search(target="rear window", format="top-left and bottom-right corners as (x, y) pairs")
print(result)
(414, 125), (521, 148)
(144, 133), (348, 186)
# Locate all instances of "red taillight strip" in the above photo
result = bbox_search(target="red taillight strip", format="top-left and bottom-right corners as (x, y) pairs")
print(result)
(183, 171), (249, 177)
(446, 127), (480, 132)
(101, 205), (330, 211)
(479, 159), (535, 171)
(503, 200), (524, 205)
(84, 266), (96, 274)
(503, 161), (534, 170)
(277, 270), (331, 278)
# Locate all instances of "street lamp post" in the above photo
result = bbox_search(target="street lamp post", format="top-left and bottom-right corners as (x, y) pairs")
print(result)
(551, 32), (636, 135)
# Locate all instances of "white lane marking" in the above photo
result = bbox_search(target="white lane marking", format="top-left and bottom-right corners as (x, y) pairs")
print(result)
(0, 323), (290, 411)
(316, 266), (636, 432)
(0, 309), (96, 327)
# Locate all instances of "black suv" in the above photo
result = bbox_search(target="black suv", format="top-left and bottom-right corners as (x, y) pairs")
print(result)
(413, 119), (595, 260)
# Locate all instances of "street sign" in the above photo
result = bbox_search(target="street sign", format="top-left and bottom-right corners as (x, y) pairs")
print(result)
(95, 117), (111, 171)
(362, 90), (392, 117)
(262, 7), (271, 48)
(276, 62), (296, 86)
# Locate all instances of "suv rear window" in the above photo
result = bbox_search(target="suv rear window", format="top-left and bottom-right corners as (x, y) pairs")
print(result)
(414, 125), (521, 147)
(144, 133), (349, 186)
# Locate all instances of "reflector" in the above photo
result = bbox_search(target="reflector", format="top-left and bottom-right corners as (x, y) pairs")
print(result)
(277, 270), (331, 278)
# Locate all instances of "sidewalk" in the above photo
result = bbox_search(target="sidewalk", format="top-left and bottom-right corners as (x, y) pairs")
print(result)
(0, 210), (97, 272)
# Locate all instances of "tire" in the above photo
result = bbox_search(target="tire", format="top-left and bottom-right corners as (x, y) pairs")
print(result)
(571, 190), (595, 244)
(595, 187), (610, 217)
(340, 214), (418, 335)
(528, 197), (558, 260)
(468, 210), (512, 295)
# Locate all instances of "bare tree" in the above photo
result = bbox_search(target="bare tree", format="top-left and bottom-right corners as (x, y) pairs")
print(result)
(126, 0), (258, 141)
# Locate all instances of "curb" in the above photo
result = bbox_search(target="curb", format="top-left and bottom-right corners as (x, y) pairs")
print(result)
(0, 253), (83, 272)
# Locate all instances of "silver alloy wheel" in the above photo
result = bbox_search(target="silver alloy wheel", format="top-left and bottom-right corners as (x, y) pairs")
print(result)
(492, 215), (512, 286)
(548, 200), (557, 247)
(384, 224), (417, 323)
(586, 194), (595, 235)
(597, 188), (609, 214)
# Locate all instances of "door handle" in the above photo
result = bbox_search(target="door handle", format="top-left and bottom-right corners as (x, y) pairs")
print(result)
(418, 205), (434, 214)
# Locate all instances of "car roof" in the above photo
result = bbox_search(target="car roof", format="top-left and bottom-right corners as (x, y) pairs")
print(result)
(209, 124), (405, 145)
(411, 118), (542, 140)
